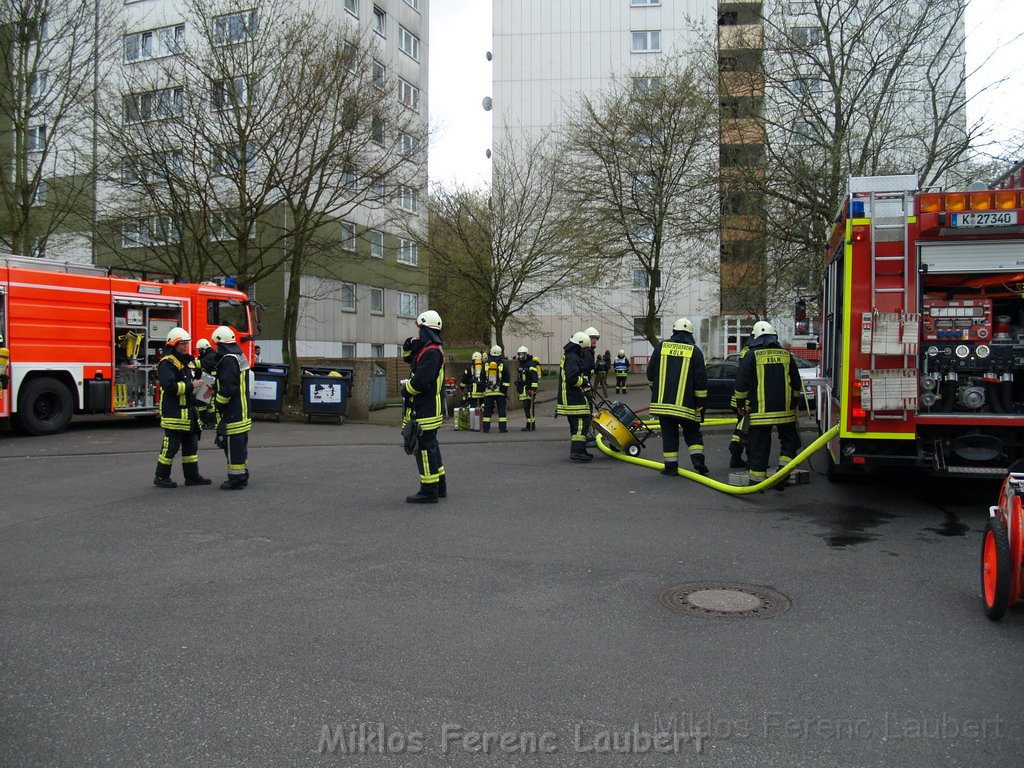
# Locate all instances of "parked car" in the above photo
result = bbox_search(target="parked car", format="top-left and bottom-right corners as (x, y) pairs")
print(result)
(707, 353), (819, 410)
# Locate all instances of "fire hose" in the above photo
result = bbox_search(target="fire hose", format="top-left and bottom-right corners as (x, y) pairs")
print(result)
(596, 421), (840, 495)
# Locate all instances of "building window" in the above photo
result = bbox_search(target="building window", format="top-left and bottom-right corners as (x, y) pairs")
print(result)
(27, 124), (47, 150)
(340, 221), (356, 251)
(339, 282), (356, 312)
(370, 178), (385, 202)
(403, 0), (420, 10)
(372, 6), (386, 36)
(793, 120), (818, 145)
(213, 10), (258, 45)
(398, 78), (420, 110)
(398, 25), (420, 60)
(212, 76), (250, 110)
(30, 180), (46, 206)
(631, 30), (661, 52)
(633, 316), (661, 337)
(123, 151), (183, 185)
(370, 286), (384, 313)
(371, 116), (385, 146)
(122, 216), (179, 248)
(397, 185), (419, 212)
(397, 291), (418, 318)
(29, 71), (47, 99)
(124, 24), (185, 63)
(124, 87), (183, 123)
(397, 238), (418, 266)
(631, 76), (661, 96)
(341, 342), (356, 357)
(398, 131), (418, 157)
(369, 229), (384, 258)
(719, 57), (739, 72)
(372, 59), (386, 89)
(632, 268), (649, 289)
(371, 343), (385, 357)
(718, 11), (738, 26)
(791, 26), (823, 47)
(212, 143), (254, 175)
(344, 0), (358, 17)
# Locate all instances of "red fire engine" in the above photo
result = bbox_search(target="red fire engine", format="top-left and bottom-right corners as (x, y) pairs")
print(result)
(818, 175), (1024, 479)
(0, 256), (257, 435)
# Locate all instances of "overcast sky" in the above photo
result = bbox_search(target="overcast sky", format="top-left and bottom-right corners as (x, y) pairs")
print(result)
(428, 0), (1024, 190)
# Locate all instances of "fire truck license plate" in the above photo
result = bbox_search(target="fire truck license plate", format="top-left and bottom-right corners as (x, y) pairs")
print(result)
(950, 211), (1018, 228)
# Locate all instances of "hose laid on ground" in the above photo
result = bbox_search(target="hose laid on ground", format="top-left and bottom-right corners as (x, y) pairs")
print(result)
(596, 424), (840, 495)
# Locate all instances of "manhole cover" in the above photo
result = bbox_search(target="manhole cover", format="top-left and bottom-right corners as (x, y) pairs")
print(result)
(658, 582), (791, 620)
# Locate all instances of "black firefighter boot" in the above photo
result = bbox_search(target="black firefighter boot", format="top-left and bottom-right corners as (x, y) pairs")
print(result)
(437, 474), (447, 499)
(691, 455), (710, 476)
(183, 464), (212, 487)
(729, 450), (749, 470)
(406, 484), (439, 504)
(661, 460), (678, 476)
(154, 466), (177, 489)
(570, 442), (593, 462)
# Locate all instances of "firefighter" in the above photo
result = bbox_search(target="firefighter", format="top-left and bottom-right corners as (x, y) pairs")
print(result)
(732, 321), (803, 488)
(153, 327), (211, 488)
(481, 344), (510, 433)
(613, 350), (630, 394)
(460, 351), (485, 407)
(515, 345), (540, 431)
(647, 318), (709, 476)
(728, 342), (750, 469)
(558, 331), (594, 461)
(211, 325), (252, 490)
(0, 339), (9, 391)
(582, 326), (600, 381)
(402, 310), (446, 503)
(594, 349), (610, 397)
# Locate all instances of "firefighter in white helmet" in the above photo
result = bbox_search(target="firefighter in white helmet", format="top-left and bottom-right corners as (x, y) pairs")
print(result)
(459, 351), (485, 407)
(647, 318), (709, 476)
(732, 320), (803, 488)
(558, 331), (594, 461)
(515, 345), (541, 431)
(401, 310), (447, 503)
(613, 349), (630, 394)
(154, 327), (211, 488)
(482, 344), (510, 433)
(211, 324), (252, 490)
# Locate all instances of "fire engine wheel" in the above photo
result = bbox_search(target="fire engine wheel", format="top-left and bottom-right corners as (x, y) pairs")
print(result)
(16, 377), (74, 436)
(981, 517), (1012, 621)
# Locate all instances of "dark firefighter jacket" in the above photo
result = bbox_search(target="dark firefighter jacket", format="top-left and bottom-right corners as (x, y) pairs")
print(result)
(557, 342), (590, 416)
(159, 349), (199, 431)
(647, 330), (708, 422)
(516, 357), (540, 399)
(732, 337), (802, 426)
(483, 355), (510, 397)
(214, 342), (252, 435)
(403, 328), (444, 431)
(729, 346), (749, 411)
(460, 361), (486, 400)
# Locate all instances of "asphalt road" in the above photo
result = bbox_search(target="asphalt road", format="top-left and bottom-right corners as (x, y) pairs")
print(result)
(2, 397), (1023, 767)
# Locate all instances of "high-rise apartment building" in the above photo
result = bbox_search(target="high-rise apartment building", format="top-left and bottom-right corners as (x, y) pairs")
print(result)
(3, 0), (429, 362)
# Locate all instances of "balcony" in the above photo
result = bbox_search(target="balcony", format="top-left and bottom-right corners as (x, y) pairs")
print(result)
(720, 118), (765, 146)
(719, 71), (764, 99)
(720, 165), (766, 188)
(719, 23), (763, 51)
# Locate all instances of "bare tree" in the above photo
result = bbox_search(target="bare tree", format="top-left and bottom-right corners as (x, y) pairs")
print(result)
(715, 0), (997, 315)
(561, 55), (720, 345)
(0, 0), (117, 258)
(420, 137), (596, 351)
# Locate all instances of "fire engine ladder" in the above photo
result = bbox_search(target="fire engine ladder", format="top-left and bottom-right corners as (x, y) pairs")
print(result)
(866, 189), (916, 420)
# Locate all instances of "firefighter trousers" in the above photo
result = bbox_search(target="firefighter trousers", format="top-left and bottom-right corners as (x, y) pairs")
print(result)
(482, 396), (507, 431)
(747, 422), (802, 478)
(415, 429), (445, 488)
(658, 416), (705, 466)
(222, 432), (250, 485)
(521, 396), (535, 424)
(615, 374), (628, 393)
(156, 429), (201, 479)
(568, 414), (592, 444)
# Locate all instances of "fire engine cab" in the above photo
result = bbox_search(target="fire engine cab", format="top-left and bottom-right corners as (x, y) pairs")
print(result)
(819, 175), (1024, 478)
(0, 256), (256, 435)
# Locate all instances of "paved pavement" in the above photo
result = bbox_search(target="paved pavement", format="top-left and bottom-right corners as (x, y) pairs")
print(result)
(2, 391), (1022, 767)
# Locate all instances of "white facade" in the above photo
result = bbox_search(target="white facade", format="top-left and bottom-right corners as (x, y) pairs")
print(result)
(492, 0), (720, 364)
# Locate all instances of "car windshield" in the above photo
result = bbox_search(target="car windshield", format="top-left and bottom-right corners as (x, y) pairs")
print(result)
(207, 299), (250, 333)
